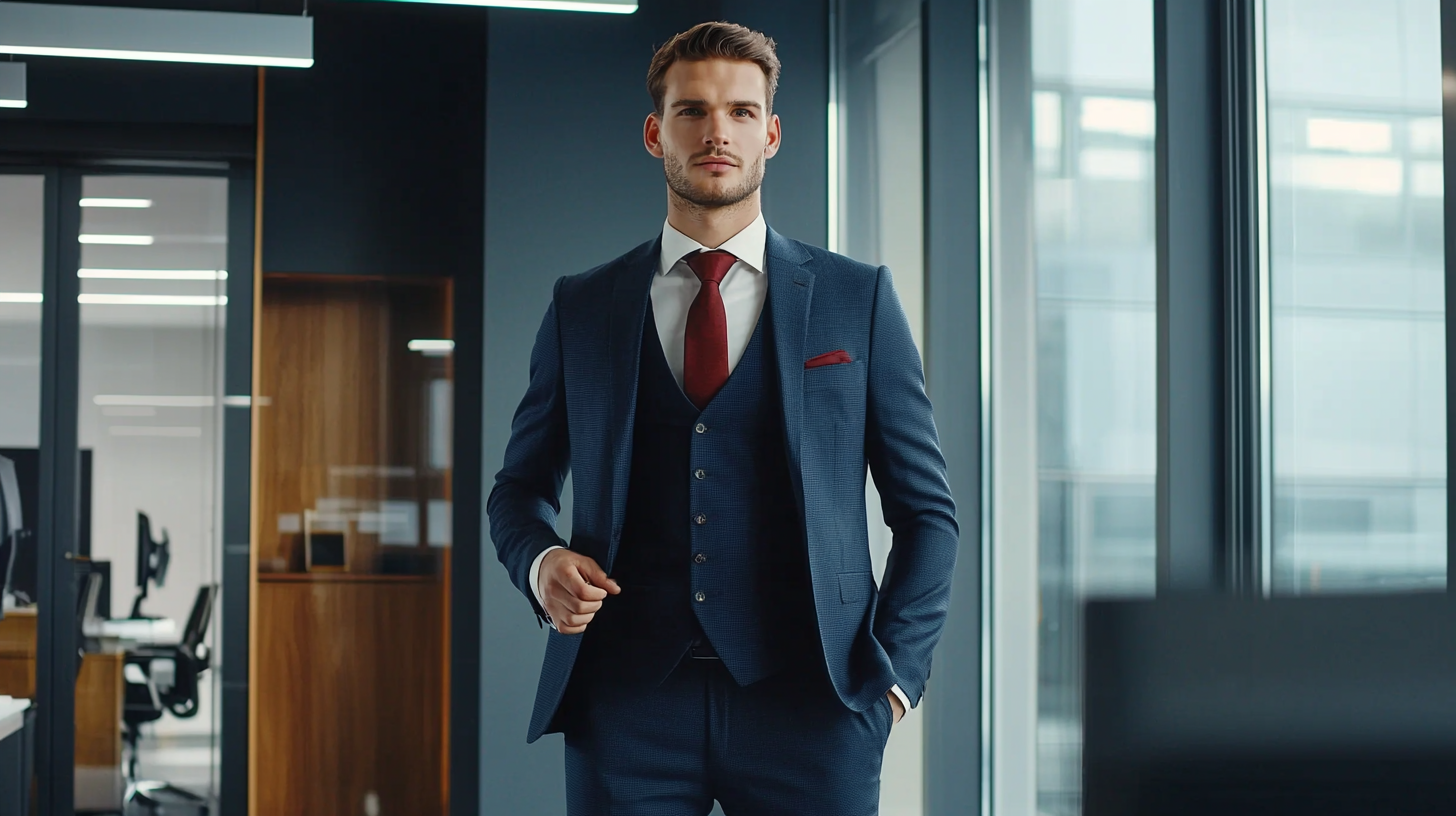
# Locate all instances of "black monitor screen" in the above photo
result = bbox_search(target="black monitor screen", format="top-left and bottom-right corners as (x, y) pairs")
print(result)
(0, 448), (92, 606)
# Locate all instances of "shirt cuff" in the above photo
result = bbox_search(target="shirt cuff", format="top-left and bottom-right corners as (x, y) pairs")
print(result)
(889, 684), (911, 714)
(529, 545), (566, 630)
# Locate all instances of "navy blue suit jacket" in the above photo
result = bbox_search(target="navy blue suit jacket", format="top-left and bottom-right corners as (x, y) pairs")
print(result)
(488, 228), (959, 743)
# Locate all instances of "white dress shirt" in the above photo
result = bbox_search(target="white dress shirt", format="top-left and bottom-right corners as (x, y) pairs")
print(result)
(528, 214), (910, 715)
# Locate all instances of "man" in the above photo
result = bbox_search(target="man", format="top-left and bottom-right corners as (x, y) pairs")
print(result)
(488, 21), (957, 815)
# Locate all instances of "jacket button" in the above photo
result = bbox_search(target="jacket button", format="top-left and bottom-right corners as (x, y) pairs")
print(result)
(695, 591), (706, 603)
(694, 468), (707, 480)
(694, 553), (707, 564)
(695, 423), (708, 434)
(694, 513), (708, 525)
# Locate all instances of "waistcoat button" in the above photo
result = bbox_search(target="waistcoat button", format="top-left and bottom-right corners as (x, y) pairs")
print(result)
(695, 591), (706, 603)
(694, 553), (707, 564)
(694, 468), (707, 480)
(695, 423), (708, 434)
(694, 513), (708, 525)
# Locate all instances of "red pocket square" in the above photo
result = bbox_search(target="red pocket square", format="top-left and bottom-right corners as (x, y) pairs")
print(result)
(805, 350), (853, 369)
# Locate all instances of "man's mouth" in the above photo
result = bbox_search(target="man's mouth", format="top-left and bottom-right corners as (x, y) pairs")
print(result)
(696, 157), (737, 172)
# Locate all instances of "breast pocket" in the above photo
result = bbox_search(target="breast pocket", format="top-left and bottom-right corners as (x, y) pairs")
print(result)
(804, 361), (863, 424)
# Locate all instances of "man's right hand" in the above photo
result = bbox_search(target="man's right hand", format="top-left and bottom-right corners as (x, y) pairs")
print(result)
(538, 548), (622, 634)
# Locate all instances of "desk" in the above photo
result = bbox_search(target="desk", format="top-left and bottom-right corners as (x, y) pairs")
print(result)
(0, 610), (127, 810)
(0, 696), (33, 816)
(84, 617), (178, 644)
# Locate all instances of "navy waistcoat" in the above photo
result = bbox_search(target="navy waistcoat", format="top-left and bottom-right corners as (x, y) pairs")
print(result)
(580, 299), (817, 687)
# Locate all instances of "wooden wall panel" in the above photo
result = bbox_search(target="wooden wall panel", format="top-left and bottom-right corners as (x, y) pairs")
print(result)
(255, 576), (443, 816)
(257, 279), (391, 570)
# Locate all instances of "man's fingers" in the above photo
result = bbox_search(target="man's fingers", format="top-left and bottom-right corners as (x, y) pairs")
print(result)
(562, 597), (603, 616)
(558, 612), (596, 629)
(578, 560), (622, 595)
(571, 578), (609, 602)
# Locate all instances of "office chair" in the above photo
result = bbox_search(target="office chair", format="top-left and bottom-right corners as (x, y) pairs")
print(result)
(121, 584), (217, 815)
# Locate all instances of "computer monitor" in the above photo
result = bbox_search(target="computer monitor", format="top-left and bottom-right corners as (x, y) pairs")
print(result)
(1084, 593), (1456, 816)
(0, 454), (21, 618)
(0, 448), (93, 606)
(129, 512), (170, 620)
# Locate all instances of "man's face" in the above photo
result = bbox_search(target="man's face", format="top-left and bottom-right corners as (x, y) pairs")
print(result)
(645, 58), (782, 210)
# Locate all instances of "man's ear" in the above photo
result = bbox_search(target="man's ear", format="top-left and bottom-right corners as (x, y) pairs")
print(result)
(644, 113), (666, 159)
(763, 113), (783, 160)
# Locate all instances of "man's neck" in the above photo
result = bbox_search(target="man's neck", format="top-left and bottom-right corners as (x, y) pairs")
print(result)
(666, 189), (761, 249)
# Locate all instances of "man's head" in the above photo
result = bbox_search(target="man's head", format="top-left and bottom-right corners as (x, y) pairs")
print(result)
(644, 22), (783, 213)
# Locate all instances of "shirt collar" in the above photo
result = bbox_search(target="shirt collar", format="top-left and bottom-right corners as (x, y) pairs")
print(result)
(659, 212), (768, 277)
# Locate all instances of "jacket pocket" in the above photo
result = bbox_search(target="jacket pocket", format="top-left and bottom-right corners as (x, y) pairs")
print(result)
(838, 571), (873, 604)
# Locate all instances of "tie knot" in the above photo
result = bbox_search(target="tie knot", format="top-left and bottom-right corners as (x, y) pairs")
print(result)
(686, 249), (736, 286)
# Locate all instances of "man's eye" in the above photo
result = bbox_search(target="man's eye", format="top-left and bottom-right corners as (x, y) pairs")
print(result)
(733, 109), (754, 117)
(680, 108), (704, 116)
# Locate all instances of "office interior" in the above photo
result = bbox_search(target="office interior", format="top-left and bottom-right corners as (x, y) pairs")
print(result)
(0, 0), (1450, 814)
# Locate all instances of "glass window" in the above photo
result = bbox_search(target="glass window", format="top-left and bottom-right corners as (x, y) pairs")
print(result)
(0, 173), (46, 609)
(77, 174), (228, 804)
(835, 1), (925, 814)
(1032, 0), (1156, 813)
(1265, 0), (1445, 593)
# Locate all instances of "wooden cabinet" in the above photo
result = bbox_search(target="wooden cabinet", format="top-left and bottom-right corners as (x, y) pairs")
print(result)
(252, 274), (452, 815)
(255, 575), (444, 816)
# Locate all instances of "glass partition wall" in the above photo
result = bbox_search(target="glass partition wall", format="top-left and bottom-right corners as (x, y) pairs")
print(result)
(834, 0), (927, 813)
(0, 165), (241, 814)
(982, 0), (1450, 813)
(77, 174), (228, 803)
(1265, 0), (1446, 594)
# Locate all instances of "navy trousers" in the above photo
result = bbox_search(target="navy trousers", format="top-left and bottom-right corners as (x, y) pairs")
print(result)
(564, 657), (893, 815)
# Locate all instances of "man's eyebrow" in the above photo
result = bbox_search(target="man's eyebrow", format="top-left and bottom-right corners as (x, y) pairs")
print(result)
(669, 99), (764, 110)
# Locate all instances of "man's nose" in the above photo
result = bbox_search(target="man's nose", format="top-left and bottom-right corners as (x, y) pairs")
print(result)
(703, 112), (732, 145)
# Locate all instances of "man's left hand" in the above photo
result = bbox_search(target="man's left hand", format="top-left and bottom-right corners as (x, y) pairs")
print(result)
(888, 692), (905, 726)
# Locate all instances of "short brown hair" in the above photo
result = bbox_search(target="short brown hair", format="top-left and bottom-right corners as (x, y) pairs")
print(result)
(647, 22), (781, 117)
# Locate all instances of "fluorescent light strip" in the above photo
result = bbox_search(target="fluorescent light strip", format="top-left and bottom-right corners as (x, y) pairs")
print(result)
(79, 234), (154, 245)
(95, 395), (215, 407)
(80, 294), (226, 306)
(380, 0), (634, 11)
(80, 269), (227, 280)
(0, 45), (312, 67)
(0, 1), (314, 68)
(0, 292), (225, 305)
(0, 100), (24, 109)
(80, 198), (153, 208)
(408, 339), (456, 353)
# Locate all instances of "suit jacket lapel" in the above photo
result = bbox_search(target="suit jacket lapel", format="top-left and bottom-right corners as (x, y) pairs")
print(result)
(606, 237), (660, 567)
(765, 228), (815, 509)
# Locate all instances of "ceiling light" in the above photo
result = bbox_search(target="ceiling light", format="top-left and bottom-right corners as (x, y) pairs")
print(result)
(0, 292), (42, 303)
(79, 294), (227, 306)
(367, 0), (634, 11)
(408, 339), (455, 356)
(79, 234), (154, 245)
(0, 1), (314, 67)
(94, 395), (215, 407)
(0, 61), (24, 109)
(80, 198), (153, 208)
(79, 269), (227, 280)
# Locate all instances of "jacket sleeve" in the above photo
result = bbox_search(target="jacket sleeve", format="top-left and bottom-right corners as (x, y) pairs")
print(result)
(864, 265), (960, 706)
(487, 280), (571, 622)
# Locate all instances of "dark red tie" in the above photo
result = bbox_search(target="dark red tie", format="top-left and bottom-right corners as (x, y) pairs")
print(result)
(683, 249), (736, 409)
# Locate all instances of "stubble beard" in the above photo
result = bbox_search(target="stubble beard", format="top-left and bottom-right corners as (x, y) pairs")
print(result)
(664, 150), (766, 214)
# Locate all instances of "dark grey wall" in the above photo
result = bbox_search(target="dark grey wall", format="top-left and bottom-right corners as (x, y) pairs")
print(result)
(262, 0), (487, 278)
(481, 3), (827, 812)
